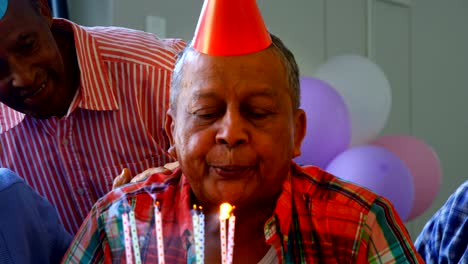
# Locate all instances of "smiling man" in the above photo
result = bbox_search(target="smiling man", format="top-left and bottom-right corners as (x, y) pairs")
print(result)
(0, 0), (185, 234)
(62, 1), (423, 263)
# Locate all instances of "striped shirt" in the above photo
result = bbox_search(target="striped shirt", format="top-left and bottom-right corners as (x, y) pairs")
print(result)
(62, 163), (424, 263)
(0, 19), (186, 234)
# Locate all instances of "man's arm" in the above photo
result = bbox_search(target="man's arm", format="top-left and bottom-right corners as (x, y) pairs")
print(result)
(0, 168), (72, 264)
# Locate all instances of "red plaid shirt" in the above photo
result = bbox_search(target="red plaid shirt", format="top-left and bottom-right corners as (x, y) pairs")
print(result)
(63, 163), (423, 263)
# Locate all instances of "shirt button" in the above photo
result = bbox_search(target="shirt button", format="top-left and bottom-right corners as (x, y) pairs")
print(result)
(77, 188), (84, 195)
(62, 138), (69, 146)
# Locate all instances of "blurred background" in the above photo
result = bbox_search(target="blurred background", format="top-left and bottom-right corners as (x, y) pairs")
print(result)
(63, 0), (468, 239)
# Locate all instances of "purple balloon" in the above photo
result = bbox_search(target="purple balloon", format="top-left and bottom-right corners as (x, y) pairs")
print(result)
(294, 77), (351, 169)
(326, 145), (415, 221)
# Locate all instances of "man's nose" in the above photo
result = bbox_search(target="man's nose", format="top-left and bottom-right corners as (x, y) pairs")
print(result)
(10, 60), (36, 88)
(215, 110), (249, 148)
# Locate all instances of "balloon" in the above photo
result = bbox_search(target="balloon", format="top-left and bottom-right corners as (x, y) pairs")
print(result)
(371, 135), (442, 221)
(326, 145), (414, 221)
(294, 77), (351, 168)
(315, 55), (392, 146)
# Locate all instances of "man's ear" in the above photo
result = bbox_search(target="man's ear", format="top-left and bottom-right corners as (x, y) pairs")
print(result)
(164, 109), (177, 159)
(37, 0), (53, 26)
(292, 109), (306, 158)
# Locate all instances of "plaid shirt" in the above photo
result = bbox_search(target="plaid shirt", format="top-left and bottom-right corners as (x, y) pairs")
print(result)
(63, 164), (423, 263)
(415, 180), (467, 264)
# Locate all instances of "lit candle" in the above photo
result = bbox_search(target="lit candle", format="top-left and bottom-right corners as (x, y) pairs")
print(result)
(155, 202), (165, 264)
(219, 203), (234, 264)
(122, 212), (134, 264)
(129, 210), (142, 264)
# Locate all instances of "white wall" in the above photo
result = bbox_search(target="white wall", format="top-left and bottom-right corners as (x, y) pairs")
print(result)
(68, 0), (468, 239)
(408, 0), (468, 236)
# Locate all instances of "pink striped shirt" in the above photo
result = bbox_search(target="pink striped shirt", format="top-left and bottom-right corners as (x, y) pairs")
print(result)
(0, 19), (186, 234)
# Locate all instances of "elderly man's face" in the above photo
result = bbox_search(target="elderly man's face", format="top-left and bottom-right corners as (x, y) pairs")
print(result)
(166, 48), (305, 209)
(0, 0), (67, 118)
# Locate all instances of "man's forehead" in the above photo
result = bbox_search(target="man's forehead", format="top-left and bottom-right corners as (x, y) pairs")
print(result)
(0, 0), (7, 20)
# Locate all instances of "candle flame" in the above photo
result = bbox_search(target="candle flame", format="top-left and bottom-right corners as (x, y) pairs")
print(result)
(219, 203), (233, 220)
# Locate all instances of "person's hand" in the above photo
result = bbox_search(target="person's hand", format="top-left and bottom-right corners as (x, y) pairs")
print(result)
(112, 161), (179, 189)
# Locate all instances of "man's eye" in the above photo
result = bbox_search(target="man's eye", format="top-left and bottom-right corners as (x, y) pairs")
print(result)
(192, 108), (222, 120)
(249, 112), (270, 119)
(245, 108), (273, 120)
(196, 112), (219, 119)
(17, 38), (37, 53)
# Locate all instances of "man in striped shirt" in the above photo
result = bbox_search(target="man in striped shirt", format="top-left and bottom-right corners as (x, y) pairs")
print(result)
(0, 0), (185, 234)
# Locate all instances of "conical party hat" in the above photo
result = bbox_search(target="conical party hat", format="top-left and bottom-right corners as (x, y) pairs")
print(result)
(192, 0), (272, 56)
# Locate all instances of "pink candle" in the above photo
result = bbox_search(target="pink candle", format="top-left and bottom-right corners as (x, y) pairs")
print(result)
(122, 212), (134, 264)
(155, 202), (165, 264)
(220, 218), (227, 264)
(227, 214), (236, 264)
(219, 203), (234, 264)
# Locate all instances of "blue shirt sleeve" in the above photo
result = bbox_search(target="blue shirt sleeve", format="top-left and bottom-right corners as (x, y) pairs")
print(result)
(0, 168), (72, 264)
(415, 180), (468, 264)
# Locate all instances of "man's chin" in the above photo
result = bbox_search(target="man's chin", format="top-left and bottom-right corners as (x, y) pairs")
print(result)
(25, 109), (55, 119)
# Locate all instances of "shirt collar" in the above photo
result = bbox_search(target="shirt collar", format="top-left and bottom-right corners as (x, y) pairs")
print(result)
(264, 163), (303, 249)
(63, 19), (118, 111)
(163, 165), (299, 247)
(0, 104), (24, 133)
(156, 169), (193, 239)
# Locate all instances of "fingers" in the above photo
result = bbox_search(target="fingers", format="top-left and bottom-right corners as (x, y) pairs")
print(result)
(130, 167), (170, 183)
(163, 161), (179, 171)
(112, 168), (132, 189)
(113, 162), (180, 187)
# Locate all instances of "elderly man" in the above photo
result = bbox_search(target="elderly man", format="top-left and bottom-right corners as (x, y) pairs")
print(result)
(0, 0), (184, 233)
(63, 1), (423, 263)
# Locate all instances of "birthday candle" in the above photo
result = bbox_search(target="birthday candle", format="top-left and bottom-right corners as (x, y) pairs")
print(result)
(219, 203), (233, 264)
(227, 213), (236, 264)
(122, 212), (134, 264)
(192, 205), (205, 264)
(129, 210), (142, 264)
(155, 202), (165, 264)
(197, 207), (205, 264)
(192, 205), (200, 251)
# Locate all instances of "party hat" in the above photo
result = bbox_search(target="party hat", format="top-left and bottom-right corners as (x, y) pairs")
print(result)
(192, 0), (272, 56)
(0, 0), (8, 20)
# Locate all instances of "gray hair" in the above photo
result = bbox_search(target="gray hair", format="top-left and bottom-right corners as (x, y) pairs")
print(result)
(170, 33), (300, 111)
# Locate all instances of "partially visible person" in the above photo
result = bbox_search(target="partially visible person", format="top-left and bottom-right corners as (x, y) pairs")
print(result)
(0, 168), (72, 264)
(62, 1), (423, 263)
(0, 0), (185, 233)
(415, 180), (467, 264)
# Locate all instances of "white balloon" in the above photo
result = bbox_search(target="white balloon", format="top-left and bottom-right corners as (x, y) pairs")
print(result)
(315, 55), (392, 146)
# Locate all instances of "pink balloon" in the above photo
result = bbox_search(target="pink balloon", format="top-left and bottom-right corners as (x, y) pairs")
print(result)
(371, 135), (442, 221)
